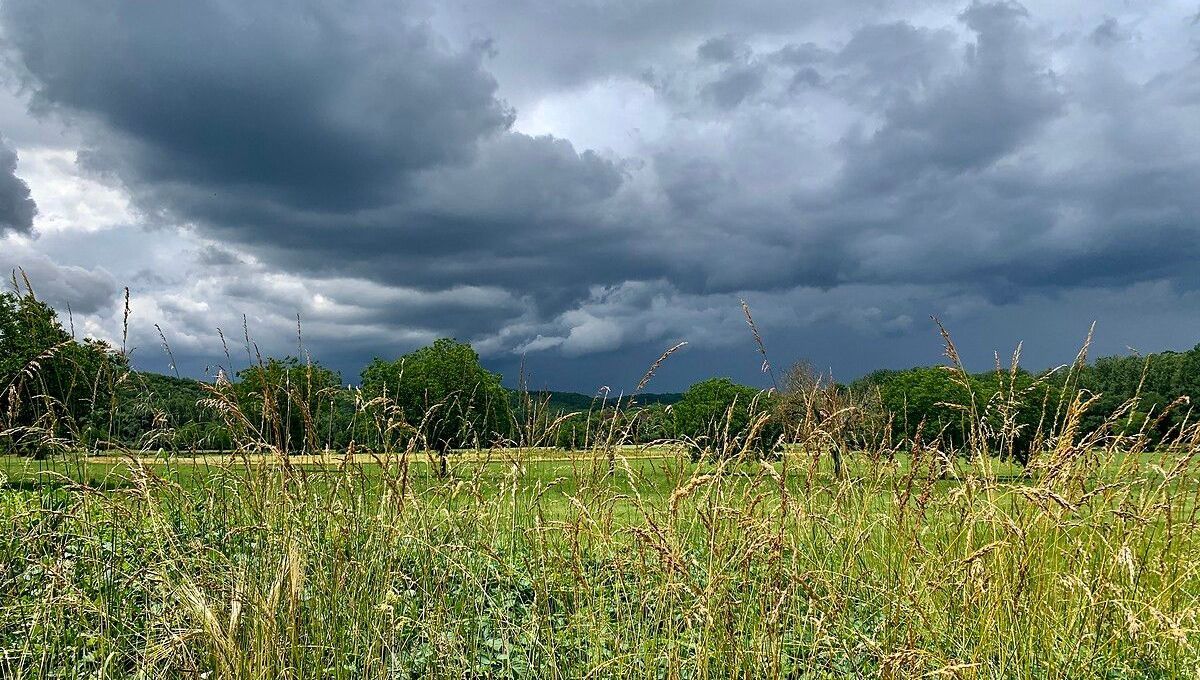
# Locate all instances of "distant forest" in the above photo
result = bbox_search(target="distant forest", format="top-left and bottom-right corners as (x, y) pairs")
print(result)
(3, 287), (1199, 462)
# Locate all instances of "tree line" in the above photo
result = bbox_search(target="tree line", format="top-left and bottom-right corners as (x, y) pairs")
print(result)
(2, 287), (1196, 464)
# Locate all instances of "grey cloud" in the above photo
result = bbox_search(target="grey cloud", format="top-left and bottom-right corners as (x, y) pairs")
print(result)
(218, 274), (529, 341)
(195, 245), (243, 267)
(1090, 17), (1127, 45)
(789, 67), (824, 90)
(697, 35), (750, 63)
(495, 280), (1200, 393)
(0, 245), (117, 314)
(640, 1), (1198, 307)
(702, 64), (766, 109)
(4, 0), (1200, 388)
(834, 22), (956, 97)
(839, 3), (1061, 193)
(144, 131), (643, 312)
(431, 0), (928, 101)
(654, 154), (735, 216)
(0, 136), (36, 235)
(2, 1), (641, 306)
(772, 43), (833, 67)
(0, 84), (81, 149)
(411, 134), (624, 220)
(2, 1), (513, 211)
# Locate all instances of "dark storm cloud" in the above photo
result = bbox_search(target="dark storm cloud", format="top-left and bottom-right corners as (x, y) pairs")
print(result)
(126, 130), (643, 317)
(4, 0), (1060, 305)
(839, 3), (1061, 192)
(835, 21), (954, 92)
(702, 64), (767, 109)
(194, 245), (242, 267)
(1090, 17), (1125, 45)
(697, 35), (752, 64)
(4, 0), (1200, 387)
(2, 1), (512, 212)
(647, 1), (1200, 301)
(1, 0), (649, 311)
(0, 136), (35, 235)
(433, 0), (946, 101)
(655, 155), (735, 216)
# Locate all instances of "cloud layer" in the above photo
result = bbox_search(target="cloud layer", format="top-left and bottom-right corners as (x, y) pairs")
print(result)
(0, 136), (36, 235)
(2, 1), (1199, 389)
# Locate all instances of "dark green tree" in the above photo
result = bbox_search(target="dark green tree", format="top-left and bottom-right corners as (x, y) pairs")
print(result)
(852, 367), (973, 448)
(671, 378), (779, 460)
(360, 339), (509, 473)
(0, 289), (124, 454)
(234, 357), (345, 453)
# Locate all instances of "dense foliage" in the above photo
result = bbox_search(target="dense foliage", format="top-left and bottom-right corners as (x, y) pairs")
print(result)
(3, 434), (1198, 677)
(670, 377), (781, 458)
(850, 348), (1200, 462)
(0, 289), (125, 454)
(232, 357), (348, 453)
(360, 339), (510, 460)
(6, 286), (1200, 465)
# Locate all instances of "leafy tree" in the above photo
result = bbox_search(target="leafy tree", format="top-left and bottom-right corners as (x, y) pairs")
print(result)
(0, 289), (124, 454)
(553, 411), (588, 450)
(776, 360), (856, 473)
(851, 367), (971, 447)
(234, 357), (345, 453)
(108, 372), (213, 450)
(671, 378), (778, 459)
(553, 409), (616, 450)
(632, 402), (674, 443)
(853, 365), (1065, 464)
(360, 339), (509, 472)
(1074, 348), (1197, 444)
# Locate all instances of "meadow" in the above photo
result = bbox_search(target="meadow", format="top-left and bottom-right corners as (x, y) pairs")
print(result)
(2, 441), (1197, 679)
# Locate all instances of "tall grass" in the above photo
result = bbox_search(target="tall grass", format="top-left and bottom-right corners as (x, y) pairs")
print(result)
(1, 311), (1199, 678)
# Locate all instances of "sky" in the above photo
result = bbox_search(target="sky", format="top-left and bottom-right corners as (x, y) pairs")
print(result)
(2, 1), (1200, 393)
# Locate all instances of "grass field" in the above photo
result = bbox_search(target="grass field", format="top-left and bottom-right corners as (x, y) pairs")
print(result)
(2, 446), (1197, 679)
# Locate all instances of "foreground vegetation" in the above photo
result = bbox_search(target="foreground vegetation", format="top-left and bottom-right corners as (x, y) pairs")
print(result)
(3, 282), (1200, 677)
(3, 444), (1198, 678)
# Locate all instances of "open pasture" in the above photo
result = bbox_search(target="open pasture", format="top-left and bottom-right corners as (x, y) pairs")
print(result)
(2, 447), (1197, 679)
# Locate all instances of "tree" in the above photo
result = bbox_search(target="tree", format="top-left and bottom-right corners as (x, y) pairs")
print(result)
(852, 367), (972, 448)
(109, 372), (214, 451)
(633, 402), (674, 443)
(554, 411), (590, 450)
(1074, 348), (1198, 445)
(360, 339), (509, 473)
(852, 365), (1061, 465)
(234, 357), (345, 454)
(0, 289), (124, 454)
(671, 378), (779, 460)
(776, 360), (850, 474)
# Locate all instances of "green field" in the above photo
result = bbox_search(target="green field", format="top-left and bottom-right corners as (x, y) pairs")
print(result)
(2, 448), (1197, 679)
